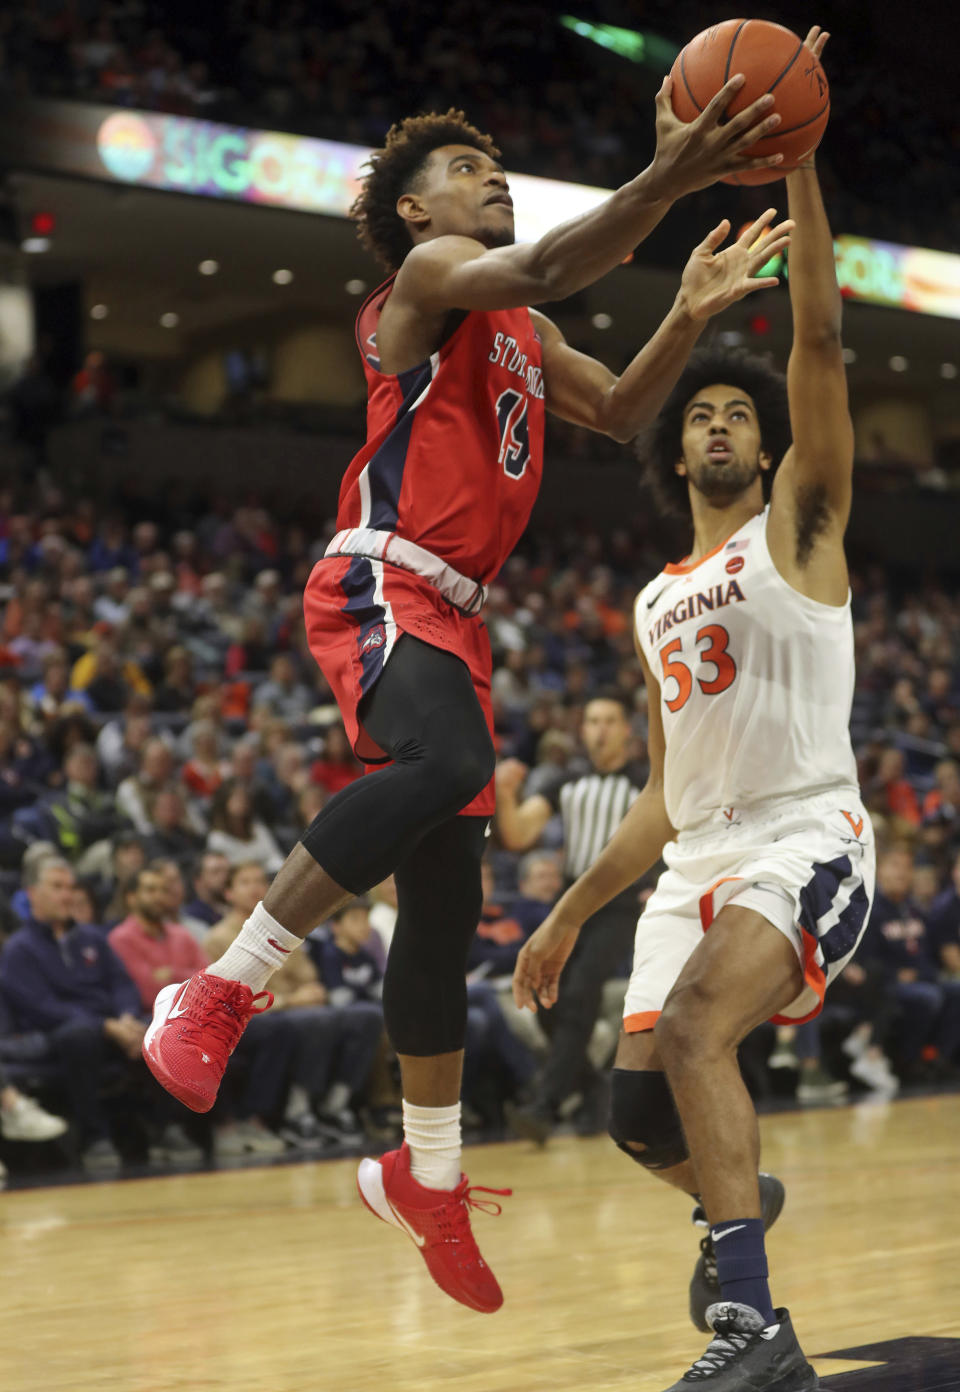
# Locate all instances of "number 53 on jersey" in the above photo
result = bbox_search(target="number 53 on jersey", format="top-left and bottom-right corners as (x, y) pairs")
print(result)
(659, 624), (736, 712)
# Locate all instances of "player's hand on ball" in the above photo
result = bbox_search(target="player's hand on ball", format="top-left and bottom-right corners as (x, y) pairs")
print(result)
(803, 26), (829, 60)
(652, 74), (784, 196)
(512, 910), (582, 1012)
(678, 208), (794, 321)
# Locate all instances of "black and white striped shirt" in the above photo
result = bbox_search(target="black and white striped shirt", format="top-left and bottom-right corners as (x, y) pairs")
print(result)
(544, 760), (647, 903)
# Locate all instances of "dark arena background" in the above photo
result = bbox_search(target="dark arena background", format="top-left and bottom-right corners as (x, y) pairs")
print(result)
(0, 2), (959, 1389)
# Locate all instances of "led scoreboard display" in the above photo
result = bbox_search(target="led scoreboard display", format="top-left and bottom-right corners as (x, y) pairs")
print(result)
(2, 99), (958, 320)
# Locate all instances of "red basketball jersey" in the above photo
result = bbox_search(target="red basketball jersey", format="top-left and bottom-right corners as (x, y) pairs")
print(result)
(336, 275), (546, 583)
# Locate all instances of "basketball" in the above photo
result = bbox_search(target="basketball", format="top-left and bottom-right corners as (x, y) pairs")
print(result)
(670, 19), (830, 185)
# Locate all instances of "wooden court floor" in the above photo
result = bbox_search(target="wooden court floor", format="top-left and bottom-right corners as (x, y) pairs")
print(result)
(2, 1093), (959, 1392)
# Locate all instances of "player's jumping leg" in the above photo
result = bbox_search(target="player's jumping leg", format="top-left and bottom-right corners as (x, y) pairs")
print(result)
(357, 816), (510, 1313)
(653, 907), (818, 1391)
(608, 1029), (785, 1332)
(143, 637), (494, 1110)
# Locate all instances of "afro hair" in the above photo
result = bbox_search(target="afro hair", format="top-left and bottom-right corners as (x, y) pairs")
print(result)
(637, 345), (792, 518)
(351, 109), (501, 272)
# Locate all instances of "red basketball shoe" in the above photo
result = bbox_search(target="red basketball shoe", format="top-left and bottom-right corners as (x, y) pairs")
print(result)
(142, 973), (273, 1112)
(357, 1142), (510, 1313)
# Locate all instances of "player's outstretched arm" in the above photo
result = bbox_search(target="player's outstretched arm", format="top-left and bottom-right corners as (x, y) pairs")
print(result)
(394, 77), (785, 316)
(770, 28), (853, 580)
(513, 650), (674, 1011)
(531, 209), (793, 442)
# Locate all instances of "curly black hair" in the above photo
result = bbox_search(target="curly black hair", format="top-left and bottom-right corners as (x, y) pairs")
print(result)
(351, 109), (501, 272)
(637, 345), (792, 518)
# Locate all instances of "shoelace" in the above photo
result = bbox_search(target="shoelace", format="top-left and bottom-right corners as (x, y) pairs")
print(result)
(699, 1232), (718, 1283)
(180, 988), (273, 1062)
(684, 1327), (754, 1380)
(437, 1180), (513, 1243)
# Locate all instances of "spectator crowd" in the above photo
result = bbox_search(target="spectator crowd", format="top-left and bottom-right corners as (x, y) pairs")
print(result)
(0, 1), (956, 254)
(1, 472), (960, 1184)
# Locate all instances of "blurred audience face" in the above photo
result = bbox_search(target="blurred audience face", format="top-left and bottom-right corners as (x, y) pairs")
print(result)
(230, 744), (257, 781)
(912, 863), (939, 910)
(270, 654), (296, 687)
(154, 861), (186, 916)
(878, 747), (905, 781)
(113, 838), (146, 882)
(195, 851), (230, 903)
(130, 869), (168, 926)
(334, 904), (372, 951)
(935, 760), (960, 801)
(299, 786), (327, 824)
(225, 864), (269, 916)
(520, 854), (562, 903)
(581, 697), (631, 771)
(878, 846), (914, 900)
(72, 884), (98, 924)
(141, 739), (173, 784)
(65, 743), (99, 789)
(28, 861), (76, 927)
(151, 788), (187, 831)
(481, 860), (496, 906)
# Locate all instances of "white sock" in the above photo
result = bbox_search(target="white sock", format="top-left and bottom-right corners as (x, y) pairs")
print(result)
(206, 901), (302, 993)
(403, 1100), (461, 1191)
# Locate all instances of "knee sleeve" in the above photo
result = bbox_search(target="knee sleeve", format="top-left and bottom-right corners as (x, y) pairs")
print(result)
(608, 1068), (689, 1172)
(382, 817), (486, 1057)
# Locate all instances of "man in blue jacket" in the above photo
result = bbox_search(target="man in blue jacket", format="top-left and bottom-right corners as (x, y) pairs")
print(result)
(0, 856), (146, 1170)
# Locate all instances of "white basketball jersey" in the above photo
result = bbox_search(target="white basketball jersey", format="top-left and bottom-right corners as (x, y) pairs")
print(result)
(634, 507), (858, 834)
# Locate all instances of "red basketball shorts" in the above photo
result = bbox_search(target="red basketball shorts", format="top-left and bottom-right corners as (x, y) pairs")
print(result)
(302, 554), (495, 818)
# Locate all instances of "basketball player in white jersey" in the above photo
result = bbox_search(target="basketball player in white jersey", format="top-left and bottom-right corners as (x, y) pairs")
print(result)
(515, 27), (862, 1392)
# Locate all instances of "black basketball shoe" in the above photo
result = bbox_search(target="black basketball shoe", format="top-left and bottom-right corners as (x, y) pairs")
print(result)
(688, 1173), (786, 1331)
(662, 1303), (819, 1390)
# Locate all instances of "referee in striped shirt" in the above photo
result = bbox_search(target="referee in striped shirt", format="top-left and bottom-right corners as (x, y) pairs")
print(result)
(496, 691), (646, 1142)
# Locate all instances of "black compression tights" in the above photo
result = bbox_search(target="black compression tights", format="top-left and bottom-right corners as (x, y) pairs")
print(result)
(300, 637), (493, 1055)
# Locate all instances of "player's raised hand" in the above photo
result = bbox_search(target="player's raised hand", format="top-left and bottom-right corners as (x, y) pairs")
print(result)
(678, 208), (794, 321)
(652, 74), (784, 196)
(512, 908), (582, 1013)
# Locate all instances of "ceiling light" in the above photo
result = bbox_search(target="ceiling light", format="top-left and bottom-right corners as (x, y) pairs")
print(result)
(940, 362), (957, 380)
(889, 355), (908, 372)
(591, 312), (613, 329)
(160, 312), (180, 328)
(90, 304), (109, 320)
(719, 330), (744, 347)
(199, 259), (219, 276)
(841, 347), (856, 364)
(345, 279), (367, 295)
(272, 268), (294, 285)
(21, 237), (50, 254)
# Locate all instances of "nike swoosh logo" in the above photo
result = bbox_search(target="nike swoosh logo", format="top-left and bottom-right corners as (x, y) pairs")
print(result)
(167, 982), (191, 1019)
(267, 938), (292, 954)
(646, 587), (668, 610)
(712, 1224), (747, 1242)
(387, 1199), (426, 1248)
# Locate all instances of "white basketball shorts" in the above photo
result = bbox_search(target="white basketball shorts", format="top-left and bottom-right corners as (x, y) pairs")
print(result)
(623, 787), (876, 1031)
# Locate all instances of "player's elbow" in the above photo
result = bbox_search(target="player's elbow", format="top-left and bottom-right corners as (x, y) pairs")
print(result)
(793, 321), (843, 353)
(599, 389), (642, 444)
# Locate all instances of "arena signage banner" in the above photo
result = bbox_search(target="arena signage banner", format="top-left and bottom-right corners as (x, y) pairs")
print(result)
(3, 100), (959, 318)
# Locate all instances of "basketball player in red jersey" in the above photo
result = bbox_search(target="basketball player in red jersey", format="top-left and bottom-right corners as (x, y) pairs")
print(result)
(142, 82), (790, 1313)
